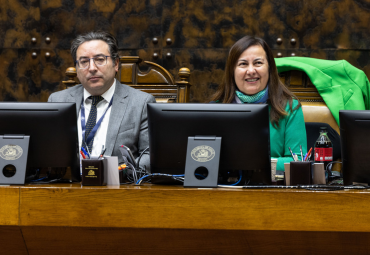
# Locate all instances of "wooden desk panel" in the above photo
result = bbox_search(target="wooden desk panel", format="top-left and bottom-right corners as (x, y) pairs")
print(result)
(19, 227), (370, 255)
(0, 186), (26, 255)
(1, 184), (370, 254)
(0, 186), (19, 225)
(18, 184), (370, 232)
(0, 226), (28, 255)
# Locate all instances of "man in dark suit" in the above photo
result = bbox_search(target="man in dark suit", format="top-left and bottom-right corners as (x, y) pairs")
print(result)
(48, 31), (156, 171)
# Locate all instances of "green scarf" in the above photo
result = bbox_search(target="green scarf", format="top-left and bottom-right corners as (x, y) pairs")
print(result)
(235, 86), (268, 103)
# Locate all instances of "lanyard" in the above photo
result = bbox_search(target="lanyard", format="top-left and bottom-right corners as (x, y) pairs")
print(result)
(80, 96), (114, 148)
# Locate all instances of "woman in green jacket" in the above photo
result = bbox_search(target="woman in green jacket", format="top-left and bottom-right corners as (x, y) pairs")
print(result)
(210, 35), (307, 171)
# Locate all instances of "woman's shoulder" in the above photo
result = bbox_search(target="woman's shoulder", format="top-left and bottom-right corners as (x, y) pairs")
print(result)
(291, 98), (300, 107)
(284, 98), (301, 113)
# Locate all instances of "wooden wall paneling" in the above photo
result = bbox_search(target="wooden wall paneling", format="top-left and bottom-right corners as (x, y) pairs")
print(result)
(0, 49), (41, 102)
(40, 0), (162, 49)
(279, 0), (370, 50)
(0, 0), (41, 102)
(0, 0), (40, 49)
(123, 48), (165, 68)
(161, 48), (228, 103)
(161, 0), (288, 49)
(39, 49), (75, 100)
(40, 1), (119, 49)
(334, 50), (370, 80)
(111, 0), (163, 49)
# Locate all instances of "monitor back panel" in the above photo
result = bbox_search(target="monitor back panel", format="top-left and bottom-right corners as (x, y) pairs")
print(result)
(340, 110), (370, 185)
(148, 103), (271, 184)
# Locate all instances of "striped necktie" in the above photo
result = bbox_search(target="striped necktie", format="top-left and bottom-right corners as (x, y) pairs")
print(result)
(83, 96), (104, 153)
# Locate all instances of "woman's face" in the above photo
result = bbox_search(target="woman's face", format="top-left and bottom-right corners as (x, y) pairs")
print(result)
(234, 45), (269, 95)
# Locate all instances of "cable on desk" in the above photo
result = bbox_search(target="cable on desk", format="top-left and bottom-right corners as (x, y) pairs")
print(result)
(30, 178), (72, 184)
(136, 146), (149, 170)
(123, 161), (149, 184)
(136, 173), (185, 185)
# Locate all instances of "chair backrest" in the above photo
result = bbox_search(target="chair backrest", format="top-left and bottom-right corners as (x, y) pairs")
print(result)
(62, 56), (192, 103)
(279, 70), (340, 134)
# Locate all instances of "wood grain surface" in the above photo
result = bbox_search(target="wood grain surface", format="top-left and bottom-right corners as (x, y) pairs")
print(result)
(2, 184), (370, 254)
(20, 227), (370, 255)
(0, 226), (27, 255)
(15, 184), (370, 232)
(0, 186), (19, 226)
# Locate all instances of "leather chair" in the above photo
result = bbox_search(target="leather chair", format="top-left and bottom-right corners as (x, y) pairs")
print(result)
(62, 56), (191, 103)
(279, 70), (340, 134)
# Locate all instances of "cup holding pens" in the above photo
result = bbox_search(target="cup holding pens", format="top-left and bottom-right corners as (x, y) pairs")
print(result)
(290, 161), (312, 185)
(81, 158), (106, 186)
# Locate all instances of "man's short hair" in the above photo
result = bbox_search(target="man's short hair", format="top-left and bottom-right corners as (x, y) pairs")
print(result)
(71, 31), (119, 64)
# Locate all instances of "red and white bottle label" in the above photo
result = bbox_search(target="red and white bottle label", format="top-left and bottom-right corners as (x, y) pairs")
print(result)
(314, 148), (333, 161)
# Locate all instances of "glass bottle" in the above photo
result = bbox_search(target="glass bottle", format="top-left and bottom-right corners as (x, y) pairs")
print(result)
(314, 127), (333, 174)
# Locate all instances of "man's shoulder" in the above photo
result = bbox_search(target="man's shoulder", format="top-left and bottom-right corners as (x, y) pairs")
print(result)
(48, 84), (83, 102)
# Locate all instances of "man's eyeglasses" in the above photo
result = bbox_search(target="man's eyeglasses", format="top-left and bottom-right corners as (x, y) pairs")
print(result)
(75, 55), (111, 69)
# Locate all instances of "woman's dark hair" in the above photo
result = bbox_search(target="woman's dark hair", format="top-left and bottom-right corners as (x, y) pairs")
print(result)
(209, 35), (300, 127)
(70, 31), (119, 64)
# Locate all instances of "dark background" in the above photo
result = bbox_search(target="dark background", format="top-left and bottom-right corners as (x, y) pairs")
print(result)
(1, 0), (370, 102)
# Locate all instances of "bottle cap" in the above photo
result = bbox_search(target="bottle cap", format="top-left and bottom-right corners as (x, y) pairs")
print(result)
(320, 127), (327, 130)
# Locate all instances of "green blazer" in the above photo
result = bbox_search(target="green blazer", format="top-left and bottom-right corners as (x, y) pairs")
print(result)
(275, 57), (370, 125)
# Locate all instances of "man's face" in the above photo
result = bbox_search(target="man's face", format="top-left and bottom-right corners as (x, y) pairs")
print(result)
(76, 40), (119, 96)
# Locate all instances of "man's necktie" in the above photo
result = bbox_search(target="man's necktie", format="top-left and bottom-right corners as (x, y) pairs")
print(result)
(83, 96), (104, 153)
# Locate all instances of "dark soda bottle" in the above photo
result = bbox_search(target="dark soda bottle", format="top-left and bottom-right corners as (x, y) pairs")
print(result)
(314, 127), (333, 172)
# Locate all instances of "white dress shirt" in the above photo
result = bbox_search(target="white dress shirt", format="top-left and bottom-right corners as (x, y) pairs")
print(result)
(78, 79), (116, 157)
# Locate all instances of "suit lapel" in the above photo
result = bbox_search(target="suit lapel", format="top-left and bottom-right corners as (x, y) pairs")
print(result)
(66, 85), (84, 115)
(105, 81), (130, 156)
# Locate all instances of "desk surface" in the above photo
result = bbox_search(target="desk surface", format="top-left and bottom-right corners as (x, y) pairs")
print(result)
(2, 184), (370, 254)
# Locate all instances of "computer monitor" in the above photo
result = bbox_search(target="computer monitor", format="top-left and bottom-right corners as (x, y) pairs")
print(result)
(340, 110), (370, 185)
(147, 103), (271, 185)
(0, 102), (80, 182)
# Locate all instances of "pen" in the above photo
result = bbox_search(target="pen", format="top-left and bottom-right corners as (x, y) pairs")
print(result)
(300, 145), (304, 162)
(98, 148), (106, 159)
(288, 147), (295, 161)
(83, 141), (91, 157)
(304, 147), (313, 161)
(81, 147), (90, 159)
(80, 150), (86, 159)
(293, 153), (298, 162)
(306, 152), (312, 161)
(100, 145), (106, 156)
